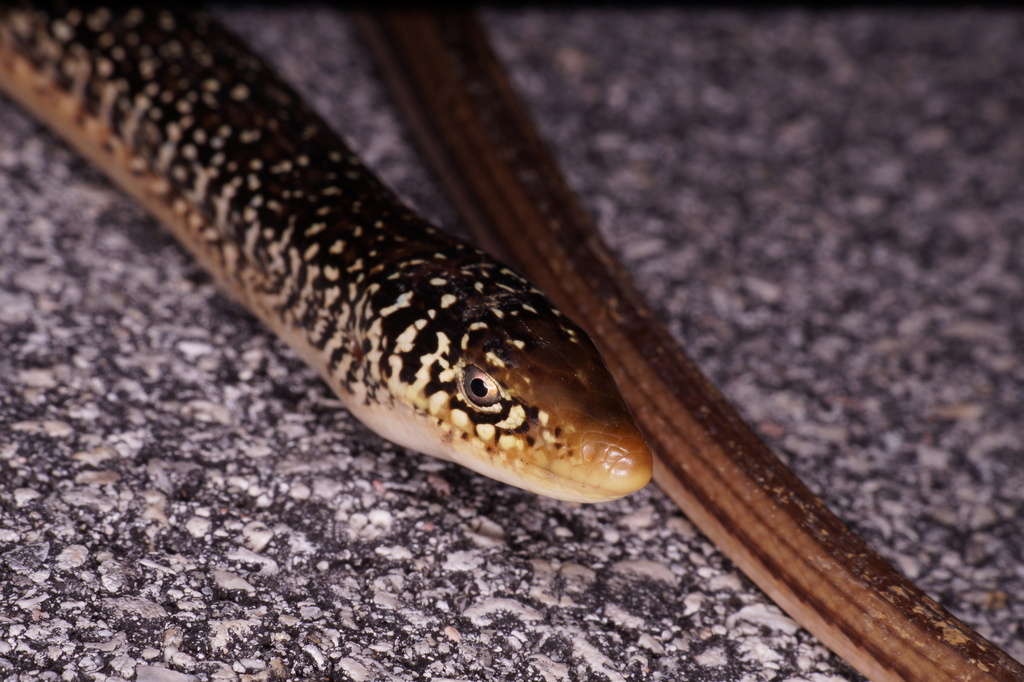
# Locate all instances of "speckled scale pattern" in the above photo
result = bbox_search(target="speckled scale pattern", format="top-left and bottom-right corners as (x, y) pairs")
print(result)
(7, 10), (545, 373)
(0, 4), (641, 498)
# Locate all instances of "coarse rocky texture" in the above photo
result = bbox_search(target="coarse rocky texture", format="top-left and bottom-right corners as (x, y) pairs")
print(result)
(0, 7), (1021, 682)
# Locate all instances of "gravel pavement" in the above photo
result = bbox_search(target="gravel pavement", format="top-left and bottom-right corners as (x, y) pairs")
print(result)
(0, 7), (1021, 681)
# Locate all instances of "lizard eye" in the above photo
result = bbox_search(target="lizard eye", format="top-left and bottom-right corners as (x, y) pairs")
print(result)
(461, 365), (501, 408)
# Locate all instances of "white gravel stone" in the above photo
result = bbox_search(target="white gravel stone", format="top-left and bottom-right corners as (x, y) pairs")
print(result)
(136, 666), (196, 682)
(185, 516), (211, 538)
(611, 559), (678, 585)
(102, 598), (169, 620)
(288, 482), (312, 500)
(242, 521), (274, 551)
(213, 570), (256, 594)
(13, 488), (42, 506)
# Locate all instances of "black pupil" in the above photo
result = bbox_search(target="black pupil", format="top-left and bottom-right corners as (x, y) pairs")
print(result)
(469, 377), (490, 399)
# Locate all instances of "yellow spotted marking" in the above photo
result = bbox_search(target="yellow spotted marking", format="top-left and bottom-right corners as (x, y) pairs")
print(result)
(498, 434), (522, 451)
(451, 409), (470, 429)
(377, 291), (412, 317)
(428, 391), (448, 414)
(496, 404), (527, 431)
(305, 222), (327, 237)
(395, 328), (418, 354)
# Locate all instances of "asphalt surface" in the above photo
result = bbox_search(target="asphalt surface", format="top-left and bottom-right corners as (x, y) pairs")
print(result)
(0, 7), (1022, 681)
